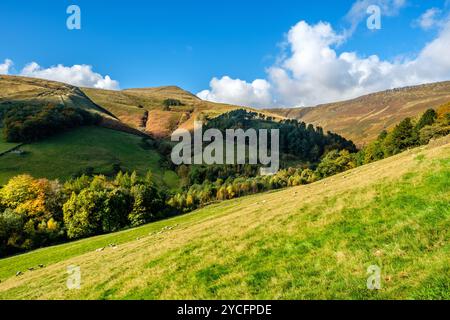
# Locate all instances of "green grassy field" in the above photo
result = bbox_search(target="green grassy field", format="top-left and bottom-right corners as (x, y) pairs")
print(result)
(0, 139), (20, 154)
(0, 126), (179, 189)
(0, 138), (448, 300)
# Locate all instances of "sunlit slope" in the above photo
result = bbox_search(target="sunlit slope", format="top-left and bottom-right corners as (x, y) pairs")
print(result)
(0, 75), (282, 140)
(0, 75), (114, 118)
(0, 126), (178, 188)
(269, 81), (450, 146)
(0, 137), (448, 300)
(0, 75), (149, 139)
(82, 86), (285, 138)
(3, 75), (450, 146)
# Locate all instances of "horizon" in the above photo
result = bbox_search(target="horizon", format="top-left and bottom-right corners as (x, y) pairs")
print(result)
(3, 72), (450, 109)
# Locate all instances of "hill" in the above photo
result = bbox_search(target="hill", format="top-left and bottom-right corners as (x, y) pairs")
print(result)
(0, 76), (287, 192)
(0, 76), (181, 188)
(0, 136), (448, 299)
(0, 75), (150, 138)
(82, 86), (284, 138)
(3, 75), (450, 147)
(0, 126), (178, 188)
(269, 81), (450, 146)
(0, 75), (114, 118)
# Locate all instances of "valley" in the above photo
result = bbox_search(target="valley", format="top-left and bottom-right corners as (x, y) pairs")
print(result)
(0, 137), (448, 299)
(0, 75), (449, 300)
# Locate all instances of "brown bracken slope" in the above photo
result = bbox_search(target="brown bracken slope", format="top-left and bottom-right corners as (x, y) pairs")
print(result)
(268, 81), (450, 146)
(82, 86), (284, 138)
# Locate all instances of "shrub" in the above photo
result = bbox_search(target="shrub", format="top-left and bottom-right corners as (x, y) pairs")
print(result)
(0, 176), (64, 256)
(383, 118), (419, 156)
(0, 209), (25, 255)
(363, 140), (385, 164)
(416, 108), (437, 131)
(163, 99), (184, 108)
(63, 189), (108, 239)
(316, 150), (356, 178)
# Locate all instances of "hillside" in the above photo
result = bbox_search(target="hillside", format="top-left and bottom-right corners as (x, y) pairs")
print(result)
(0, 137), (448, 300)
(269, 81), (450, 146)
(5, 75), (449, 147)
(0, 75), (114, 118)
(0, 76), (284, 191)
(0, 73), (282, 140)
(82, 86), (285, 138)
(0, 126), (179, 188)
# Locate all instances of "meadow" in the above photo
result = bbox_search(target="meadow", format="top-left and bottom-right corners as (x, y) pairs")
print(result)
(0, 138), (448, 299)
(0, 140), (20, 154)
(0, 126), (178, 188)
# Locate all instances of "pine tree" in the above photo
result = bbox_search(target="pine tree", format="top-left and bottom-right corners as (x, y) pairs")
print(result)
(416, 109), (437, 130)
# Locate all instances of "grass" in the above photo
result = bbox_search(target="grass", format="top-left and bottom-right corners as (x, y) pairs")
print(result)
(0, 139), (448, 300)
(0, 144), (450, 299)
(0, 126), (179, 189)
(0, 138), (20, 154)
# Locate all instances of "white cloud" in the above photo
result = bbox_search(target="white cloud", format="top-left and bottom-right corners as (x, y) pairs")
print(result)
(198, 16), (450, 108)
(197, 76), (272, 108)
(19, 62), (120, 90)
(415, 8), (442, 30)
(0, 59), (13, 75)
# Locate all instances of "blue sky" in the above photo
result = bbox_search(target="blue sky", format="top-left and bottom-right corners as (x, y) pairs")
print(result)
(1, 0), (450, 107)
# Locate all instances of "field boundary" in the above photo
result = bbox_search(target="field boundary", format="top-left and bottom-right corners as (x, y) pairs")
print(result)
(0, 143), (24, 157)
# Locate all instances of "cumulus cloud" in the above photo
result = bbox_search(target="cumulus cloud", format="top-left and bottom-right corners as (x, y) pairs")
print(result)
(415, 8), (442, 30)
(197, 76), (272, 107)
(0, 59), (13, 75)
(19, 62), (120, 90)
(198, 16), (450, 108)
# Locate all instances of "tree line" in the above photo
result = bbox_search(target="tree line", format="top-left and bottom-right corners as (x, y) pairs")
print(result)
(360, 108), (449, 163)
(1, 103), (100, 143)
(0, 172), (167, 257)
(205, 109), (357, 163)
